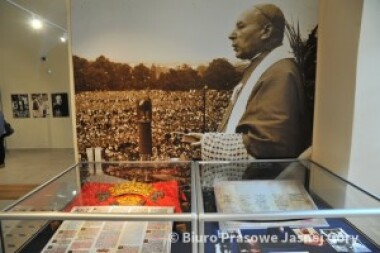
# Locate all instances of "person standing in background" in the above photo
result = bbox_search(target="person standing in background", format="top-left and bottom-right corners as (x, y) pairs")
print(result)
(0, 111), (6, 168)
(0, 111), (15, 168)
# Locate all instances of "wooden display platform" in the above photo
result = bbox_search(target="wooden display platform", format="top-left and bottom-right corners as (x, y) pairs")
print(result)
(0, 184), (38, 200)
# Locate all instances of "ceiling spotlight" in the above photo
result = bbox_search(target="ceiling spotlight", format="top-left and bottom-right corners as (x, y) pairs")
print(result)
(30, 17), (43, 29)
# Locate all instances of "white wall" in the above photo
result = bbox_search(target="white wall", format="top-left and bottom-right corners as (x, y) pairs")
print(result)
(313, 0), (380, 199)
(312, 0), (363, 177)
(348, 0), (380, 197)
(0, 1), (74, 149)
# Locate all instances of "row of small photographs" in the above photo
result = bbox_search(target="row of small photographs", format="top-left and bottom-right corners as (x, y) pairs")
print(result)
(11, 93), (69, 118)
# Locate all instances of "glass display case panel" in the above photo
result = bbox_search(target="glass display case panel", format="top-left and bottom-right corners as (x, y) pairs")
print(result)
(196, 160), (380, 253)
(0, 161), (196, 253)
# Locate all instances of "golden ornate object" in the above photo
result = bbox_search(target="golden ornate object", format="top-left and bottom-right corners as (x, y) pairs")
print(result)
(110, 181), (154, 197)
(116, 195), (146, 206)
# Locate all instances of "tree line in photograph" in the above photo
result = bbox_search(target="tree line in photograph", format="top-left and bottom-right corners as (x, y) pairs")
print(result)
(73, 55), (243, 92)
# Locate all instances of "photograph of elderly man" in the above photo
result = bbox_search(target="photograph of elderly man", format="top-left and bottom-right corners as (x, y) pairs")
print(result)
(52, 93), (69, 117)
(186, 4), (313, 160)
(71, 0), (318, 161)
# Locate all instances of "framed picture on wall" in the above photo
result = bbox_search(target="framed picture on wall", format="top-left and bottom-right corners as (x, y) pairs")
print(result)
(11, 94), (30, 118)
(31, 93), (49, 118)
(51, 93), (69, 117)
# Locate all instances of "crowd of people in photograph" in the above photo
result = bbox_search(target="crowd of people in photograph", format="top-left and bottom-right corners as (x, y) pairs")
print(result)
(75, 89), (230, 161)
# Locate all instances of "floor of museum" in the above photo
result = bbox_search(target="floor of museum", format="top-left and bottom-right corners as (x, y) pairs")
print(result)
(0, 148), (75, 210)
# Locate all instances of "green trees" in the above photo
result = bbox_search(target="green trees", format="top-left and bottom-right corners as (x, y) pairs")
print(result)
(73, 55), (240, 91)
(202, 58), (241, 90)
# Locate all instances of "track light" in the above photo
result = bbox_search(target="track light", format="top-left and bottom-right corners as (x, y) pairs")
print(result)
(5, 0), (67, 38)
(30, 16), (43, 30)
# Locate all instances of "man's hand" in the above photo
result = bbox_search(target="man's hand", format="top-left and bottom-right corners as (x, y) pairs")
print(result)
(181, 132), (203, 148)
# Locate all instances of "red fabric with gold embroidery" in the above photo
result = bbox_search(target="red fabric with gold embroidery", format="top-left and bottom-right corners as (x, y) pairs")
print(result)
(65, 180), (182, 213)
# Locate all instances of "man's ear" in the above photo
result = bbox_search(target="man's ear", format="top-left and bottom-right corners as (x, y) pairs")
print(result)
(260, 23), (273, 39)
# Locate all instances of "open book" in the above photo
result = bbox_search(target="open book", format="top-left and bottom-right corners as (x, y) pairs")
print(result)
(214, 180), (328, 230)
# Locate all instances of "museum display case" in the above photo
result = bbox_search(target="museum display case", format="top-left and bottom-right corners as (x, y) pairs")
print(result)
(0, 161), (196, 253)
(196, 160), (380, 253)
(1, 159), (380, 253)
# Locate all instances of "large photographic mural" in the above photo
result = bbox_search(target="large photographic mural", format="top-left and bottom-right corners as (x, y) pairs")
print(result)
(71, 0), (319, 161)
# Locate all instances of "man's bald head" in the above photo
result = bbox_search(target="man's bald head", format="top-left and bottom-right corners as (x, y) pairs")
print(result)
(253, 4), (285, 47)
(229, 4), (286, 59)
